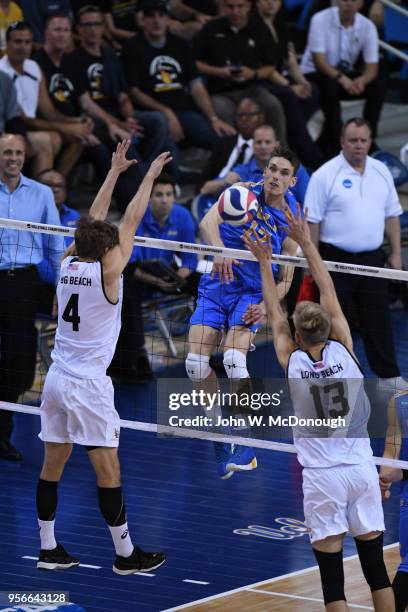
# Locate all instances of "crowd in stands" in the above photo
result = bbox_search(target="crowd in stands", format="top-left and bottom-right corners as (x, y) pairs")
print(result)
(0, 0), (407, 458)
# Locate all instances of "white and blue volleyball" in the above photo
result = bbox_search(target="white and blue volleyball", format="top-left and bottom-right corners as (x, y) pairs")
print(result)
(217, 186), (259, 226)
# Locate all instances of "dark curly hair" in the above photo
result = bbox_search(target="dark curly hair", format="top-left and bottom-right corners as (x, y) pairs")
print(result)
(74, 216), (119, 261)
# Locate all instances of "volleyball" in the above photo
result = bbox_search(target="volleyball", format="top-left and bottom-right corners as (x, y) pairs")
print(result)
(217, 186), (259, 226)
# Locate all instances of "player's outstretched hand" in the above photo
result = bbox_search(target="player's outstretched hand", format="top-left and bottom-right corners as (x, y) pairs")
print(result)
(111, 139), (138, 174)
(212, 256), (240, 284)
(283, 204), (310, 246)
(243, 302), (266, 325)
(242, 229), (272, 264)
(147, 151), (173, 179)
(379, 467), (403, 501)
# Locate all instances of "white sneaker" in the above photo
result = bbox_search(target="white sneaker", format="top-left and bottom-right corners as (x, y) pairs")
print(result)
(377, 376), (408, 392)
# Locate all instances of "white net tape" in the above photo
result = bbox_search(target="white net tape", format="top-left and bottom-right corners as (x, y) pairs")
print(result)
(2, 402), (407, 469)
(1, 217), (408, 281)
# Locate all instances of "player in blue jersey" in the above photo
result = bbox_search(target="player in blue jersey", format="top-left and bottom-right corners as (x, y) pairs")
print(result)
(380, 390), (408, 612)
(186, 145), (299, 479)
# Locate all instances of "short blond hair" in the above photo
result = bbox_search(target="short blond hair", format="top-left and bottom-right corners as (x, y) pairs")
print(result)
(293, 301), (331, 346)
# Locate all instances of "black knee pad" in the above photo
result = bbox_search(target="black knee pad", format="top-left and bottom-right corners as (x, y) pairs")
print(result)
(354, 534), (391, 592)
(97, 486), (126, 526)
(393, 570), (408, 612)
(313, 548), (346, 605)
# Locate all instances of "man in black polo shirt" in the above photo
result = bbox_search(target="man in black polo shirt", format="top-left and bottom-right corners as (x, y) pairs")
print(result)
(122, 0), (234, 164)
(193, 0), (286, 142)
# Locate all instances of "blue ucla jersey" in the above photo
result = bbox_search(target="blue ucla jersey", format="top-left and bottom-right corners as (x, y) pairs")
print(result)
(396, 391), (408, 500)
(214, 187), (298, 291)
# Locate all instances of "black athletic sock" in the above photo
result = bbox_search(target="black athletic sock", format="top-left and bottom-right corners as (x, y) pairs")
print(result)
(97, 486), (126, 526)
(36, 478), (58, 521)
(393, 570), (408, 612)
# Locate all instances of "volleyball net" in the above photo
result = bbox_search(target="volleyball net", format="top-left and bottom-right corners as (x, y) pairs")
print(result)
(0, 217), (408, 471)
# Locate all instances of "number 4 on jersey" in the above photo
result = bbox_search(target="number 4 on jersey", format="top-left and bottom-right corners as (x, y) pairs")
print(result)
(62, 293), (80, 331)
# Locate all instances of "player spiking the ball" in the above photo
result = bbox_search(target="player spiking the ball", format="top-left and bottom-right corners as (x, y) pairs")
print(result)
(244, 206), (394, 611)
(36, 141), (171, 575)
(186, 145), (299, 479)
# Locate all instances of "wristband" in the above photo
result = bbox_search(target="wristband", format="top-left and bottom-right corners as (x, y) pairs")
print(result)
(335, 71), (343, 80)
(403, 469), (408, 480)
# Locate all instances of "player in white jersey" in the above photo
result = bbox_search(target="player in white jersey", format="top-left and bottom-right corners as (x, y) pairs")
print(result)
(244, 207), (394, 612)
(36, 140), (172, 575)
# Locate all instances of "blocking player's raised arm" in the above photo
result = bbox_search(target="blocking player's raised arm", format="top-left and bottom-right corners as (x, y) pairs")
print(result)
(284, 205), (353, 351)
(89, 140), (137, 221)
(243, 231), (296, 369)
(104, 152), (172, 277)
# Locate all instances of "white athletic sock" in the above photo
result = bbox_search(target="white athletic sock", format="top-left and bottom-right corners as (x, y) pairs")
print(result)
(108, 522), (134, 557)
(38, 519), (57, 550)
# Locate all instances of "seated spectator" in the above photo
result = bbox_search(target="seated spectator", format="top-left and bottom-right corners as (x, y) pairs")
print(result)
(193, 0), (286, 141)
(108, 172), (199, 385)
(122, 0), (234, 174)
(95, 0), (139, 47)
(193, 124), (310, 220)
(0, 0), (23, 55)
(200, 97), (264, 185)
(36, 168), (80, 312)
(15, 0), (73, 45)
(166, 0), (217, 40)
(300, 0), (385, 157)
(253, 0), (323, 168)
(0, 69), (25, 135)
(64, 4), (174, 210)
(132, 172), (199, 293)
(0, 21), (90, 177)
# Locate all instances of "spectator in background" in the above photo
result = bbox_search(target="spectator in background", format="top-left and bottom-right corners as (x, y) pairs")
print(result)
(193, 0), (286, 141)
(94, 0), (138, 47)
(0, 22), (62, 176)
(15, 0), (73, 45)
(306, 118), (404, 390)
(123, 0), (234, 175)
(253, 0), (323, 169)
(166, 0), (215, 40)
(0, 133), (64, 461)
(300, 0), (385, 157)
(0, 0), (23, 55)
(65, 4), (173, 211)
(0, 21), (93, 177)
(200, 97), (263, 186)
(0, 70), (25, 135)
(132, 172), (198, 291)
(37, 168), (80, 285)
(108, 172), (198, 385)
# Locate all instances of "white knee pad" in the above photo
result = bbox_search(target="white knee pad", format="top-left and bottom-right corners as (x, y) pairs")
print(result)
(185, 353), (212, 381)
(223, 348), (249, 379)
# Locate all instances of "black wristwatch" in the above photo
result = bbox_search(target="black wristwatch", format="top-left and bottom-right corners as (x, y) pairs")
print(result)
(335, 71), (343, 80)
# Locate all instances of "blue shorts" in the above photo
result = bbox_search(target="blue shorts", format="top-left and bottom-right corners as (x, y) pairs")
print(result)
(399, 485), (408, 573)
(189, 275), (263, 332)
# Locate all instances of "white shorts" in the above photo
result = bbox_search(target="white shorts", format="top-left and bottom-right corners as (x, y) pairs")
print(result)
(302, 461), (385, 543)
(39, 364), (120, 447)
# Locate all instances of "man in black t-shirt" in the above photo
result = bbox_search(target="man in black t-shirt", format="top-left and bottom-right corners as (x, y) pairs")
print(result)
(122, 0), (235, 159)
(193, 0), (286, 141)
(65, 6), (174, 211)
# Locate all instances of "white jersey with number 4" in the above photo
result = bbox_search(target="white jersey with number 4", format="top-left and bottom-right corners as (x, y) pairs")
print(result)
(52, 257), (123, 379)
(287, 339), (372, 468)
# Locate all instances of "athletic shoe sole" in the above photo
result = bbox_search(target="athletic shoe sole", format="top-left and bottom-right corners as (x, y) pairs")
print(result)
(37, 561), (80, 570)
(226, 457), (257, 472)
(219, 469), (235, 480)
(112, 557), (166, 575)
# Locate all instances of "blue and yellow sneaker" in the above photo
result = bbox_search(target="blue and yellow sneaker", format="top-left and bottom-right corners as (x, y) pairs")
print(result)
(213, 442), (234, 480)
(226, 445), (257, 472)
